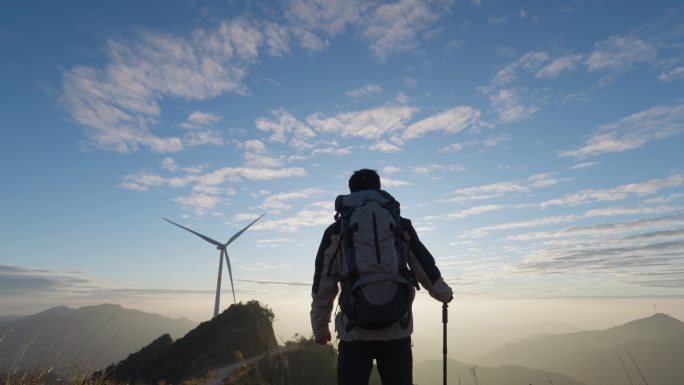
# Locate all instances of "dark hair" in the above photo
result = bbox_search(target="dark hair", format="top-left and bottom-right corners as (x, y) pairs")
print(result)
(348, 169), (381, 193)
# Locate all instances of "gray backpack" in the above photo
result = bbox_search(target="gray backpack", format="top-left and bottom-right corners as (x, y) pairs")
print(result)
(334, 189), (416, 331)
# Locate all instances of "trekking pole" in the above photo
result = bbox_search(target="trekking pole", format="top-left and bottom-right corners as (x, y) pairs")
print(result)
(443, 302), (448, 385)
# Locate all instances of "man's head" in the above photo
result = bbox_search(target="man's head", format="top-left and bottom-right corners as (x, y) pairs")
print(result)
(348, 169), (381, 193)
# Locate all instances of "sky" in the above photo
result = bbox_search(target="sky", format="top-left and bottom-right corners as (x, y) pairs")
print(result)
(1, 0), (684, 353)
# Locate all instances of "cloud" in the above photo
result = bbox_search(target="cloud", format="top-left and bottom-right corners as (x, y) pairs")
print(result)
(61, 18), (264, 153)
(535, 54), (584, 78)
(509, 214), (684, 241)
(489, 88), (538, 123)
(584, 205), (683, 218)
(370, 141), (402, 152)
(255, 108), (317, 147)
(410, 164), (466, 175)
(360, 0), (447, 60)
(183, 130), (224, 147)
(383, 177), (413, 187)
(0, 265), (91, 295)
(445, 181), (528, 202)
(539, 173), (684, 208)
(461, 214), (578, 238)
(559, 101), (684, 158)
(403, 106), (480, 140)
(181, 111), (221, 129)
(488, 8), (529, 25)
(121, 165), (307, 213)
(658, 66), (684, 82)
(308, 106), (416, 139)
(492, 51), (550, 86)
(259, 188), (323, 211)
(585, 35), (657, 72)
(382, 166), (401, 175)
(347, 83), (383, 97)
(569, 161), (600, 170)
(254, 201), (334, 232)
(285, 0), (367, 41)
(449, 204), (505, 219)
(255, 238), (294, 248)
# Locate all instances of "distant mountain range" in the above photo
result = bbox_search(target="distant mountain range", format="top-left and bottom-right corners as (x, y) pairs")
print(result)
(0, 304), (196, 373)
(478, 313), (684, 385)
(414, 359), (587, 385)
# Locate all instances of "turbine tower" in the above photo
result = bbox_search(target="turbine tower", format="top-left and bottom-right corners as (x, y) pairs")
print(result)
(164, 214), (266, 318)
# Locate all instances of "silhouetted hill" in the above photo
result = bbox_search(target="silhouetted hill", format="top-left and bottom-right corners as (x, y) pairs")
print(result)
(0, 304), (196, 373)
(108, 300), (278, 384)
(415, 359), (587, 385)
(478, 313), (684, 385)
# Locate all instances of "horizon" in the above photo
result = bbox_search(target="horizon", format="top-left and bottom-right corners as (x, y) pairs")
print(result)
(1, 0), (684, 355)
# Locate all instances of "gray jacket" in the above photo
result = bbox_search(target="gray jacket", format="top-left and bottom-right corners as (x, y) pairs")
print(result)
(310, 213), (453, 342)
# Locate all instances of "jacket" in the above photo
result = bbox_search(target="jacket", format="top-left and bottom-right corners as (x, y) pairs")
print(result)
(310, 209), (453, 342)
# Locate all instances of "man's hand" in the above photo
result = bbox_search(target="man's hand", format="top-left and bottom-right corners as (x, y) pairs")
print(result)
(316, 331), (332, 345)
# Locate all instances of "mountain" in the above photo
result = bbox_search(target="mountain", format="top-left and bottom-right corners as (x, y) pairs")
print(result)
(0, 304), (196, 374)
(107, 300), (278, 385)
(415, 359), (586, 385)
(478, 313), (684, 385)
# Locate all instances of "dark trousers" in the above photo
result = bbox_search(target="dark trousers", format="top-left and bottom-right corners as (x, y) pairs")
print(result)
(337, 337), (412, 385)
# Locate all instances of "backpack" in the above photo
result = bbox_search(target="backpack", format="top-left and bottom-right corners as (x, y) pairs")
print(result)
(334, 189), (417, 331)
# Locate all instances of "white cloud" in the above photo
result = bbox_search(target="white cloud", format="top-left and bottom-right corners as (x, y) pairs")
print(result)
(492, 51), (549, 86)
(489, 88), (538, 123)
(161, 157), (179, 172)
(584, 205), (683, 218)
(446, 181), (528, 202)
(438, 142), (463, 152)
(360, 0), (446, 60)
(559, 101), (684, 158)
(585, 35), (657, 72)
(311, 145), (352, 156)
(539, 174), (684, 208)
(285, 0), (366, 39)
(347, 83), (383, 97)
(233, 213), (262, 222)
(461, 214), (578, 238)
(120, 166), (307, 213)
(244, 152), (285, 168)
(535, 54), (584, 78)
(255, 108), (317, 146)
(243, 139), (268, 153)
(370, 141), (402, 153)
(403, 106), (480, 140)
(449, 204), (505, 219)
(658, 66), (684, 82)
(61, 18), (263, 153)
(509, 214), (684, 241)
(410, 164), (466, 175)
(308, 106), (416, 140)
(569, 161), (600, 170)
(255, 238), (294, 248)
(383, 177), (413, 187)
(183, 130), (224, 146)
(182, 111), (220, 129)
(254, 201), (334, 232)
(382, 166), (401, 175)
(260, 188), (324, 211)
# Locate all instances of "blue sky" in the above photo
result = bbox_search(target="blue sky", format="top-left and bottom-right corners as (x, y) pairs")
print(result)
(1, 0), (684, 330)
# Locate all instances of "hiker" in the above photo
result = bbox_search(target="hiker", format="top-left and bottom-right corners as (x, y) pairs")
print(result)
(311, 168), (453, 385)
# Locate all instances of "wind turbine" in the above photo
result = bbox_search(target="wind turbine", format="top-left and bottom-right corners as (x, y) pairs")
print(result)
(164, 213), (266, 318)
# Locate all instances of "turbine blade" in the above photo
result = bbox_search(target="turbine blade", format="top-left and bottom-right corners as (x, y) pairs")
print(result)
(224, 213), (267, 246)
(224, 251), (237, 305)
(164, 218), (223, 247)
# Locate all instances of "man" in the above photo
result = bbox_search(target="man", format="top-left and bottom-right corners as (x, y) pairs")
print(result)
(311, 169), (453, 385)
